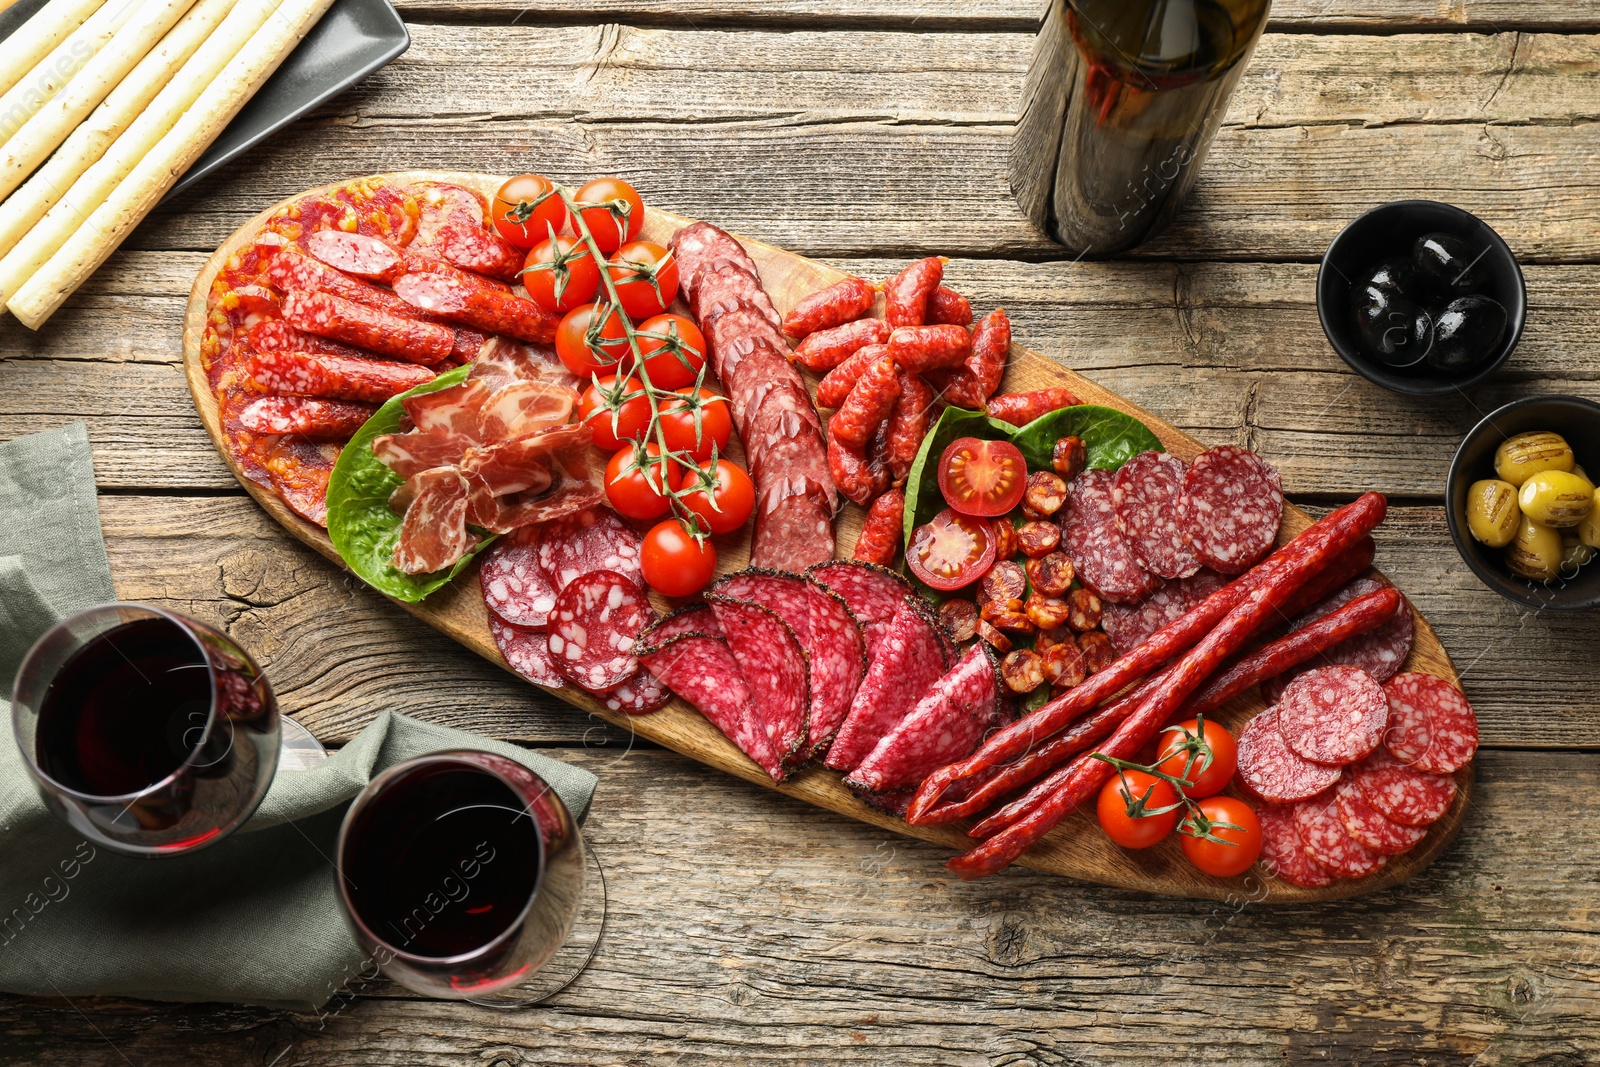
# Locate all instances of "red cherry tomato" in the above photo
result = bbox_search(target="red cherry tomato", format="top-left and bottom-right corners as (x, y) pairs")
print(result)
(605, 443), (674, 522)
(641, 520), (717, 598)
(607, 241), (679, 319)
(659, 389), (733, 464)
(1096, 769), (1181, 850)
(579, 375), (650, 452)
(566, 177), (644, 255)
(522, 234), (598, 313)
(555, 302), (629, 378)
(676, 459), (755, 536)
(1180, 796), (1262, 878)
(636, 313), (706, 389)
(937, 437), (1028, 518)
(1156, 718), (1239, 799)
(906, 508), (995, 592)
(491, 174), (565, 250)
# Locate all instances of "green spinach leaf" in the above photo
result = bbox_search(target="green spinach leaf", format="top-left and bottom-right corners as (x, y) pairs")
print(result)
(901, 406), (1018, 544)
(1011, 405), (1164, 473)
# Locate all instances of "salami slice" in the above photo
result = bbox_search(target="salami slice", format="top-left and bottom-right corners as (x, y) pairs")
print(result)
(393, 272), (560, 345)
(602, 668), (672, 715)
(638, 634), (784, 780)
(1236, 708), (1342, 803)
(489, 615), (564, 689)
(824, 597), (953, 772)
(306, 229), (404, 282)
(1100, 581), (1184, 656)
(239, 396), (376, 438)
(1382, 672), (1479, 775)
(1256, 802), (1334, 888)
(670, 221), (761, 303)
(248, 319), (380, 361)
(1113, 451), (1201, 579)
(638, 603), (720, 648)
(1179, 445), (1283, 575)
(1334, 777), (1427, 855)
(480, 528), (559, 628)
(536, 509), (644, 591)
(245, 351), (435, 403)
(1177, 568), (1231, 610)
(283, 289), (455, 365)
(1060, 469), (1162, 604)
(1292, 790), (1386, 879)
(1276, 666), (1388, 766)
(1350, 748), (1457, 828)
(706, 595), (810, 770)
(433, 222), (525, 281)
(1261, 578), (1415, 703)
(547, 570), (656, 694)
(807, 560), (916, 660)
(844, 643), (1001, 795)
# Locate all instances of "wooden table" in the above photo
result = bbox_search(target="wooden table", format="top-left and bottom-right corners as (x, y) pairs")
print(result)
(4, 2), (1600, 1062)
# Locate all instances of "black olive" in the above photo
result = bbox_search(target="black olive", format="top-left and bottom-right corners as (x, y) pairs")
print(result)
(1352, 283), (1433, 367)
(1425, 295), (1508, 374)
(1413, 232), (1490, 296)
(1359, 257), (1418, 298)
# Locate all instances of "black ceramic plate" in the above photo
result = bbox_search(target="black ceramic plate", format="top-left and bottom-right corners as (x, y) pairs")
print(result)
(0, 0), (408, 199)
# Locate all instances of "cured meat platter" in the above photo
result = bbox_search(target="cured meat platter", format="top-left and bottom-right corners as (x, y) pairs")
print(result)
(182, 171), (1473, 902)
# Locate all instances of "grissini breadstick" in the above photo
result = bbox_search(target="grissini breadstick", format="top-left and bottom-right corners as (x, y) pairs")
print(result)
(0, 0), (106, 98)
(0, 0), (201, 202)
(0, 0), (279, 304)
(10, 0), (335, 328)
(0, 0), (138, 142)
(0, 0), (232, 262)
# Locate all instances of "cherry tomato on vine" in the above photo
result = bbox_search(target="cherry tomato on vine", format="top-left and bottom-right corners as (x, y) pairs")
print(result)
(605, 442), (674, 522)
(641, 519), (717, 598)
(566, 177), (644, 255)
(1156, 718), (1238, 799)
(938, 437), (1028, 518)
(676, 459), (755, 536)
(636, 313), (706, 389)
(608, 241), (679, 319)
(522, 234), (598, 313)
(555, 302), (629, 377)
(906, 508), (995, 591)
(1096, 769), (1181, 850)
(491, 174), (566, 250)
(659, 389), (733, 463)
(579, 375), (650, 452)
(1180, 796), (1262, 877)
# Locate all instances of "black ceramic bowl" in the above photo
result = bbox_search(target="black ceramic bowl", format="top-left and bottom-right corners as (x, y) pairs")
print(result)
(1446, 395), (1600, 611)
(1318, 201), (1526, 397)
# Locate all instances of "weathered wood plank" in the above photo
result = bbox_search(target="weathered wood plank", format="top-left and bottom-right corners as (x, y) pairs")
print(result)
(2, 748), (1596, 1065)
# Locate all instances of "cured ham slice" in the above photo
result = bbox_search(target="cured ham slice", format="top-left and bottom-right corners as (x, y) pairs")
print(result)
(393, 468), (474, 574)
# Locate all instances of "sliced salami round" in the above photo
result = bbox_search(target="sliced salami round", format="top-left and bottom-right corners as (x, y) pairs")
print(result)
(480, 529), (559, 628)
(1261, 578), (1415, 703)
(1176, 568), (1231, 610)
(602, 668), (672, 715)
(547, 570), (657, 694)
(1113, 451), (1201, 579)
(1060, 469), (1162, 605)
(1292, 791), (1385, 879)
(1350, 748), (1457, 828)
(1179, 445), (1283, 575)
(1100, 581), (1183, 656)
(1236, 708), (1343, 803)
(489, 615), (563, 689)
(637, 603), (720, 650)
(536, 509), (643, 591)
(1276, 665), (1388, 766)
(1334, 777), (1427, 855)
(807, 560), (915, 659)
(1382, 672), (1479, 775)
(1256, 802), (1334, 888)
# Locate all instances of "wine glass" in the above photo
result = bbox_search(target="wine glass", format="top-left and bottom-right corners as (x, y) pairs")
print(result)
(335, 750), (602, 1006)
(10, 603), (282, 856)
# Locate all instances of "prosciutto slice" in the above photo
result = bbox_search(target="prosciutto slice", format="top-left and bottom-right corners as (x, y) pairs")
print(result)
(393, 469), (473, 573)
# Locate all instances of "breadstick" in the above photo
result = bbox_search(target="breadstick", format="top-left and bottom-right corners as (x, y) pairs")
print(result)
(0, 0), (137, 142)
(0, 0), (106, 97)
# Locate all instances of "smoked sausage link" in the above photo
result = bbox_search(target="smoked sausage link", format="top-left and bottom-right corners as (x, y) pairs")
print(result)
(783, 277), (876, 338)
(884, 257), (943, 328)
(986, 387), (1080, 427)
(792, 317), (890, 372)
(830, 353), (901, 450)
(888, 325), (971, 374)
(853, 488), (905, 566)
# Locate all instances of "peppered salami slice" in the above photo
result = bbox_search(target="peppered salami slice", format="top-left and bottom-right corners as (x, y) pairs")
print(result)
(489, 615), (564, 689)
(807, 560), (916, 660)
(638, 603), (721, 649)
(602, 668), (672, 715)
(1261, 578), (1416, 704)
(1334, 777), (1427, 855)
(1292, 790), (1385, 879)
(479, 529), (559, 628)
(1113, 451), (1201, 579)
(1382, 672), (1479, 775)
(547, 570), (656, 694)
(536, 509), (644, 591)
(639, 634), (784, 780)
(824, 596), (954, 773)
(1350, 748), (1456, 827)
(1100, 581), (1184, 656)
(1236, 708), (1343, 803)
(707, 595), (811, 769)
(1060, 469), (1162, 604)
(1256, 802), (1334, 888)
(1277, 665), (1388, 766)
(1179, 445), (1284, 575)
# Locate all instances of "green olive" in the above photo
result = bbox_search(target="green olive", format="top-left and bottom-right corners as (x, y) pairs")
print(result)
(1506, 516), (1563, 582)
(1517, 469), (1596, 528)
(1561, 532), (1596, 572)
(1465, 479), (1520, 547)
(1494, 431), (1575, 487)
(1580, 488), (1600, 550)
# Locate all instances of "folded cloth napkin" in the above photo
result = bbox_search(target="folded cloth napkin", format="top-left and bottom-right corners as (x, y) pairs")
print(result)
(0, 425), (598, 1010)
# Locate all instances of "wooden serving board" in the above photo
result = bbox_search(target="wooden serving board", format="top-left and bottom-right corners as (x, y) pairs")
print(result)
(183, 171), (1473, 902)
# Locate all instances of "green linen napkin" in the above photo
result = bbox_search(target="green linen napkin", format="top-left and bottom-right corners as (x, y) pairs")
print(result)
(0, 425), (598, 1010)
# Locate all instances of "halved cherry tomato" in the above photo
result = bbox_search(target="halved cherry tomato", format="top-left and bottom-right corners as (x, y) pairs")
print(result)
(642, 519), (717, 598)
(555, 302), (629, 378)
(938, 437), (1027, 518)
(636, 313), (706, 389)
(676, 459), (755, 536)
(491, 174), (566, 250)
(522, 235), (598, 313)
(605, 442), (674, 522)
(1157, 718), (1238, 799)
(659, 388), (732, 464)
(906, 508), (995, 591)
(1096, 769), (1181, 850)
(567, 177), (644, 255)
(1180, 796), (1262, 877)
(579, 375), (650, 452)
(608, 241), (679, 319)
